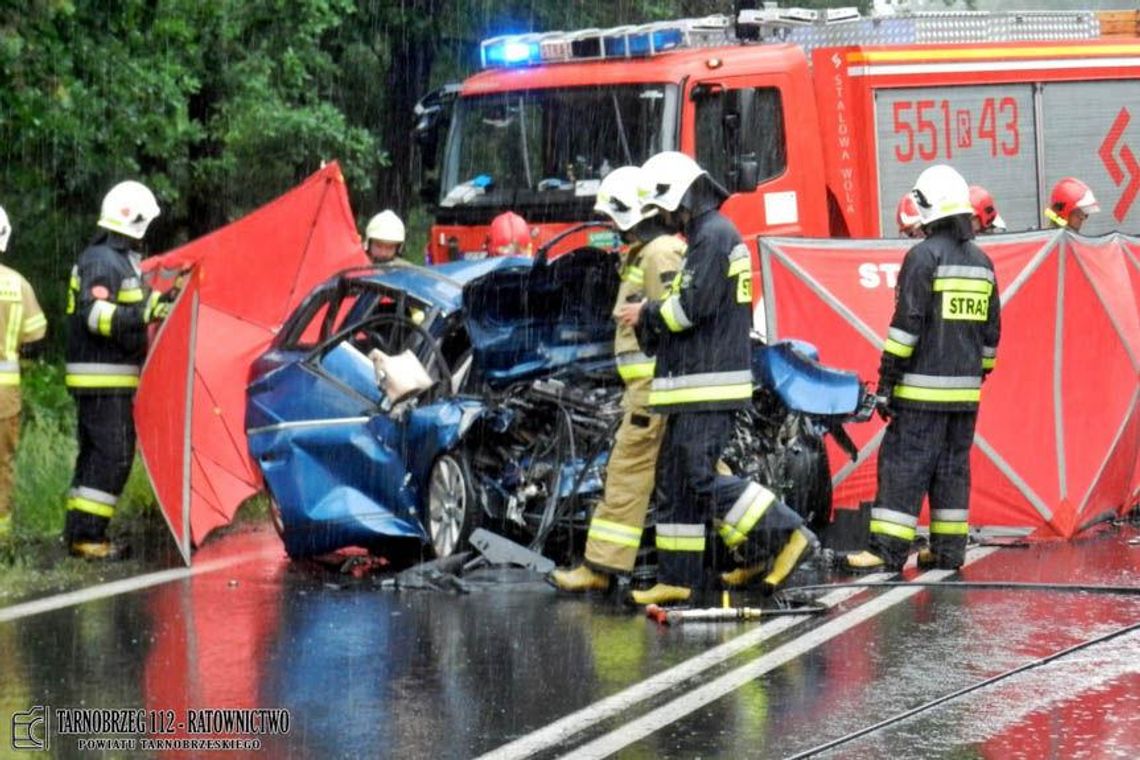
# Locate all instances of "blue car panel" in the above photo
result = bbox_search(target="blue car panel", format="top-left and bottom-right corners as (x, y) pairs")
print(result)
(247, 251), (622, 559)
(253, 417), (427, 558)
(754, 340), (863, 416)
(463, 248), (619, 387)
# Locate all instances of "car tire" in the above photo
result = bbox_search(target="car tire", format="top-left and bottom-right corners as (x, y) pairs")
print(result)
(782, 434), (832, 536)
(426, 452), (479, 558)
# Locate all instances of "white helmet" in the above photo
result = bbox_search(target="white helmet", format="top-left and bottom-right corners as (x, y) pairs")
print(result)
(911, 164), (972, 226)
(0, 206), (9, 253)
(364, 210), (405, 245)
(98, 180), (160, 239)
(593, 166), (658, 231)
(640, 151), (707, 213)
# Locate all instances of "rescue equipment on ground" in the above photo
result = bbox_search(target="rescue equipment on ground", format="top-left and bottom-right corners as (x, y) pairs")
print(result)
(644, 601), (827, 626)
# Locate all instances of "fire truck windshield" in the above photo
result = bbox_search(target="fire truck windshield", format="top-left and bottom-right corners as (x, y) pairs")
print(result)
(440, 84), (678, 215)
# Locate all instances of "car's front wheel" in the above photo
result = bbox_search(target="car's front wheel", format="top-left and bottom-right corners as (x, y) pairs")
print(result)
(426, 453), (478, 558)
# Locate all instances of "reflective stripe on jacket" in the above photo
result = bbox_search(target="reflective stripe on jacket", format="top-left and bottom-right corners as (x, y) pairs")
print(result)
(613, 232), (684, 408)
(65, 238), (153, 393)
(639, 210), (754, 413)
(0, 267), (46, 385)
(878, 233), (1001, 412)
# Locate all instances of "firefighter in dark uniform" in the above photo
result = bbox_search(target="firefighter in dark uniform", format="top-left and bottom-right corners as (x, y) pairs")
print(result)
(64, 180), (171, 559)
(619, 152), (816, 606)
(551, 165), (684, 592)
(847, 164), (1002, 572)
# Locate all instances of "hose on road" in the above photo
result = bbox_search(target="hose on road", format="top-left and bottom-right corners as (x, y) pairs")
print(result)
(785, 580), (1140, 596)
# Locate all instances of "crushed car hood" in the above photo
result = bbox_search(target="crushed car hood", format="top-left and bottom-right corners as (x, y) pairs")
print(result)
(462, 248), (620, 387)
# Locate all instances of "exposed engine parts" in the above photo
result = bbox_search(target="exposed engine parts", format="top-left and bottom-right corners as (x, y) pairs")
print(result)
(464, 373), (624, 549)
(723, 388), (834, 536)
(460, 358), (869, 557)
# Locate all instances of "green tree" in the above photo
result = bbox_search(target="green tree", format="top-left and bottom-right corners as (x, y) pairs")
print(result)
(0, 0), (976, 352)
(0, 0), (379, 352)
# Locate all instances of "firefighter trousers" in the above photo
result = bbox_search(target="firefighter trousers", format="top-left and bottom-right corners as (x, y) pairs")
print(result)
(654, 410), (805, 588)
(0, 412), (19, 518)
(64, 393), (136, 543)
(583, 407), (666, 574)
(868, 408), (977, 569)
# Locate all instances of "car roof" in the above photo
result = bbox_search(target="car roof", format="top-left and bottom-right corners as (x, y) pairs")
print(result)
(352, 257), (533, 314)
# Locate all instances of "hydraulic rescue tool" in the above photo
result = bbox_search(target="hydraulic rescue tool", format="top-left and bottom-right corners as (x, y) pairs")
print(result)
(645, 600), (827, 626)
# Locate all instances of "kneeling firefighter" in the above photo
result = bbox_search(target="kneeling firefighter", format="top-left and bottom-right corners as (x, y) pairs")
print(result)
(551, 165), (685, 592)
(846, 164), (1001, 572)
(618, 152), (817, 606)
(63, 181), (173, 559)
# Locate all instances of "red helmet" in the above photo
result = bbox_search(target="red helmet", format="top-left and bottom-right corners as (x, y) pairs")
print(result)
(895, 193), (922, 237)
(488, 211), (532, 257)
(968, 185), (1006, 232)
(1045, 178), (1099, 227)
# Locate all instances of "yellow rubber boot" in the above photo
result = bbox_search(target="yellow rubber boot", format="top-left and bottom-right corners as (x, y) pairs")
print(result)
(763, 528), (816, 593)
(720, 564), (766, 589)
(844, 549), (886, 573)
(69, 540), (130, 561)
(629, 583), (692, 606)
(916, 548), (961, 570)
(550, 564), (611, 593)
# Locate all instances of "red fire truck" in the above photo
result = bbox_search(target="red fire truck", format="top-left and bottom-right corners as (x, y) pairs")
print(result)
(413, 6), (1140, 263)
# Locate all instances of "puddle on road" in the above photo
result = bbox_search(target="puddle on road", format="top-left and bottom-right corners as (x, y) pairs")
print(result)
(833, 631), (1140, 759)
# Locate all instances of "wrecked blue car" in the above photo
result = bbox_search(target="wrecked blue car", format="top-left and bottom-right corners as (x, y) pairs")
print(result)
(246, 244), (874, 563)
(246, 248), (627, 561)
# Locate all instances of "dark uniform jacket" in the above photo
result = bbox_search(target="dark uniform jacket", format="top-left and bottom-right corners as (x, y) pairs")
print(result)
(65, 235), (162, 394)
(879, 230), (1001, 412)
(638, 209), (753, 414)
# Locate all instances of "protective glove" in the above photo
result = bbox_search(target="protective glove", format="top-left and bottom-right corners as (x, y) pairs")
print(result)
(143, 291), (176, 323)
(874, 380), (894, 422)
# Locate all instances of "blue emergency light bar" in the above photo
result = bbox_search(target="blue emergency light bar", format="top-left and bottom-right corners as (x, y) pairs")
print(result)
(482, 35), (542, 67)
(480, 15), (730, 69)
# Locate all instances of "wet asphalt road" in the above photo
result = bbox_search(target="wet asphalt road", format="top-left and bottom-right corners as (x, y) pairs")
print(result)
(1, 522), (1138, 759)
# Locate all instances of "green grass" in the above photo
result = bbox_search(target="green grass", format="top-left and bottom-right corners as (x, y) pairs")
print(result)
(0, 361), (269, 605)
(10, 361), (77, 536)
(8, 361), (157, 536)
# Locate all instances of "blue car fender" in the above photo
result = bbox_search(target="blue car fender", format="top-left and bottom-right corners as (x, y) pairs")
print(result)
(754, 340), (862, 416)
(400, 398), (489, 491)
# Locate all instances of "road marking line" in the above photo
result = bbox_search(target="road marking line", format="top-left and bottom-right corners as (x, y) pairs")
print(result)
(558, 547), (998, 759)
(477, 572), (899, 760)
(0, 546), (282, 623)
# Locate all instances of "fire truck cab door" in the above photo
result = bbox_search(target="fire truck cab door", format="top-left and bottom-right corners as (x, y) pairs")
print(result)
(685, 73), (823, 239)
